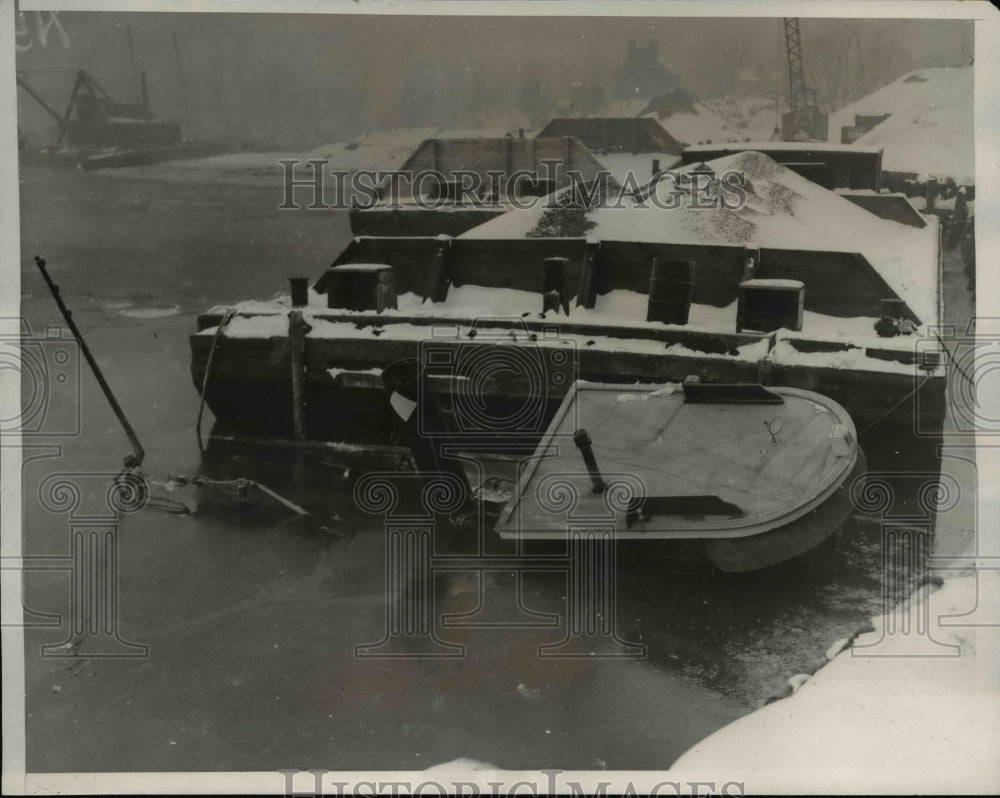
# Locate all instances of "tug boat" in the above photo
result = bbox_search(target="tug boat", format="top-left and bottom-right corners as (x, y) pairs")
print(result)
(492, 378), (865, 572)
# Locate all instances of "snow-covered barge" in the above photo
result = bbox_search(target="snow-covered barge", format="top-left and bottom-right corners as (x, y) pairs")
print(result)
(190, 152), (945, 470)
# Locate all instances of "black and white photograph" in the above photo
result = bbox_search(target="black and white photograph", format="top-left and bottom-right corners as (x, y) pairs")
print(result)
(1, 1), (998, 794)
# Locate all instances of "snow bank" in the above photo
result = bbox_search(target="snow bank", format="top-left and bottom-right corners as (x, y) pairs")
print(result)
(108, 124), (537, 185)
(311, 123), (534, 172)
(828, 67), (973, 183)
(671, 568), (1000, 794)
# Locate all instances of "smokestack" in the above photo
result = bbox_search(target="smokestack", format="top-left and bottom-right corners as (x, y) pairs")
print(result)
(652, 158), (660, 175)
(140, 71), (149, 108)
(518, 128), (524, 139)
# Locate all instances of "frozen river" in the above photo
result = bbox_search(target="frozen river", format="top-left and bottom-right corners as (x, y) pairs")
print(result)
(15, 163), (974, 772)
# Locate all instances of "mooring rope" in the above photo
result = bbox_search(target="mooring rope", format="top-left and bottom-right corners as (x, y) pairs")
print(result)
(933, 331), (978, 393)
(857, 373), (935, 435)
(196, 308), (237, 454)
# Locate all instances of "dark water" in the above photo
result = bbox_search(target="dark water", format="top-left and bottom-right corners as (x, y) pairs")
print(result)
(17, 164), (971, 773)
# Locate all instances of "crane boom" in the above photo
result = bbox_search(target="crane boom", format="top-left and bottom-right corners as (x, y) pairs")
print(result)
(780, 18), (827, 141)
(784, 18), (809, 116)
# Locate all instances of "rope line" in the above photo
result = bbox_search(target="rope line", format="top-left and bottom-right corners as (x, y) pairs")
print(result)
(857, 374), (935, 435)
(933, 331), (977, 394)
(196, 308), (236, 454)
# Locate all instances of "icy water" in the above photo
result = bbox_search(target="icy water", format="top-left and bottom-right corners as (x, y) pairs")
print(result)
(16, 164), (973, 772)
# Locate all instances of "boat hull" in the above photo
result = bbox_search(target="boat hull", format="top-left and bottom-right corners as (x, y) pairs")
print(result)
(190, 325), (946, 472)
(704, 449), (867, 572)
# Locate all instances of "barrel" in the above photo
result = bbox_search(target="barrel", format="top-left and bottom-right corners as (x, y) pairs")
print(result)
(647, 258), (695, 325)
(289, 277), (310, 308)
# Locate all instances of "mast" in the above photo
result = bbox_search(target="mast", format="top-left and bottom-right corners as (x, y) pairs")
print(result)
(172, 30), (188, 123)
(126, 23), (141, 104)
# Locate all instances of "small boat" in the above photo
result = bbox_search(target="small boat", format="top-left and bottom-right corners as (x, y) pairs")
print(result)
(493, 378), (865, 572)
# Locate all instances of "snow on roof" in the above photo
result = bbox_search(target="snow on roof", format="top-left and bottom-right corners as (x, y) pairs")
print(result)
(461, 151), (939, 326)
(827, 67), (973, 183)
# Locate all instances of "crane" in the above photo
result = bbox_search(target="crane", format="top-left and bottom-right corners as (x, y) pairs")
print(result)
(780, 18), (828, 141)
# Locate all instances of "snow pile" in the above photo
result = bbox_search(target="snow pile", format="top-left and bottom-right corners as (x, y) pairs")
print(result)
(828, 67), (973, 183)
(671, 568), (1000, 794)
(462, 151), (940, 325)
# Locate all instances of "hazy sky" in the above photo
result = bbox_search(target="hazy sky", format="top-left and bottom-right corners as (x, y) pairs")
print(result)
(15, 12), (974, 147)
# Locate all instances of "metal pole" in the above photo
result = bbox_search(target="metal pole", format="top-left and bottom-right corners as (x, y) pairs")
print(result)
(34, 257), (145, 469)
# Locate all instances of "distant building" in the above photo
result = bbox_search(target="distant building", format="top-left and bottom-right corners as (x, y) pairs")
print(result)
(611, 39), (680, 101)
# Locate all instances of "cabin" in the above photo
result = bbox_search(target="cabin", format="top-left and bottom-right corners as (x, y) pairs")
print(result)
(348, 136), (609, 238)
